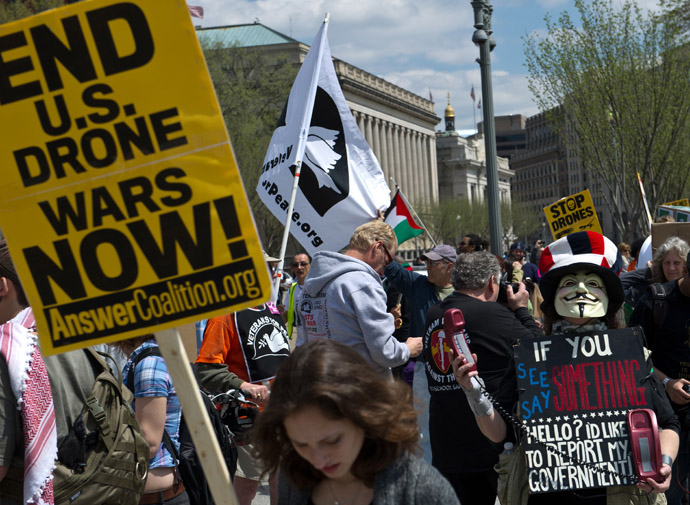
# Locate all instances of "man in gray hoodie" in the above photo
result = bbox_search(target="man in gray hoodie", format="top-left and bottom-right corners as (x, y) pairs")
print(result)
(298, 221), (423, 375)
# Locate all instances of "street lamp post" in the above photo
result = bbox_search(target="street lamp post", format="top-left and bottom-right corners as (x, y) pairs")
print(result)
(471, 0), (502, 254)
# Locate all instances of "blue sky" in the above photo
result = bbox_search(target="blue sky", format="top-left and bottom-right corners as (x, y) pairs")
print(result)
(195, 0), (661, 132)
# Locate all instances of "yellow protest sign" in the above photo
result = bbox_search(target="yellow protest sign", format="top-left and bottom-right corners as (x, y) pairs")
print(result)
(662, 198), (690, 207)
(543, 189), (602, 240)
(0, 0), (271, 354)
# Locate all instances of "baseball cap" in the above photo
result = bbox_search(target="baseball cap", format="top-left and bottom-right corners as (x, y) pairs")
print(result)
(421, 244), (457, 263)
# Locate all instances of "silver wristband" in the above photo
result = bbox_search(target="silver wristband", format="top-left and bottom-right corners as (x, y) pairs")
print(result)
(662, 454), (673, 467)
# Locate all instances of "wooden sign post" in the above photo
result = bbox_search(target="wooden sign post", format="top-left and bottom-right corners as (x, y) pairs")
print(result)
(157, 328), (236, 505)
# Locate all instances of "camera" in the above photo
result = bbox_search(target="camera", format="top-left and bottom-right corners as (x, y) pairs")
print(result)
(499, 278), (523, 294)
(684, 383), (690, 394)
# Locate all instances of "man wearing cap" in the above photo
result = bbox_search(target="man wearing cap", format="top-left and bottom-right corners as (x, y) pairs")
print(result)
(509, 241), (540, 284)
(454, 232), (679, 504)
(631, 251), (690, 505)
(423, 251), (541, 505)
(382, 244), (457, 386)
(384, 244), (457, 342)
(299, 220), (422, 375)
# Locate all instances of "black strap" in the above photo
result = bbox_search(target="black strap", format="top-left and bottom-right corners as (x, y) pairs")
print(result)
(127, 346), (183, 483)
(160, 427), (182, 485)
(161, 429), (179, 461)
(649, 283), (668, 328)
(126, 346), (162, 388)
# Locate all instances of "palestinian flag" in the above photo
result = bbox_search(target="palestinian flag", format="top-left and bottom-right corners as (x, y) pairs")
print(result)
(384, 190), (424, 245)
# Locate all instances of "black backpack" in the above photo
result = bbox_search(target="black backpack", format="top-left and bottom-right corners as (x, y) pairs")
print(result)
(649, 282), (668, 328)
(127, 347), (238, 505)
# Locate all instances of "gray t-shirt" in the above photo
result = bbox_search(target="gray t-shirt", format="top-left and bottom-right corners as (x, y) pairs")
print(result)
(44, 349), (100, 441)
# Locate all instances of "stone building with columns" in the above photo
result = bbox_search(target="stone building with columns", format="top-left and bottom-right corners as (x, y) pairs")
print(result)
(436, 100), (513, 207)
(197, 23), (440, 227)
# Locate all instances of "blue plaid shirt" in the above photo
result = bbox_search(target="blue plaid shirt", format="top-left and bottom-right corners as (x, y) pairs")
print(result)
(123, 340), (182, 469)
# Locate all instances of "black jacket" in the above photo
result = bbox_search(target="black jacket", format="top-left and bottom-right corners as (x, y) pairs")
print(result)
(423, 293), (542, 473)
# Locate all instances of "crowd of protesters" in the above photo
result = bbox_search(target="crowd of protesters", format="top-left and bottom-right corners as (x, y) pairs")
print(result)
(3, 216), (690, 505)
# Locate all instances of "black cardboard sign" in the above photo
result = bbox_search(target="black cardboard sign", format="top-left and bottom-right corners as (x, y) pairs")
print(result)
(514, 328), (650, 494)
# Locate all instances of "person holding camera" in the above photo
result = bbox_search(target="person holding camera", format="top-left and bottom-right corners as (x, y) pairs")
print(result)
(509, 242), (541, 285)
(422, 251), (542, 505)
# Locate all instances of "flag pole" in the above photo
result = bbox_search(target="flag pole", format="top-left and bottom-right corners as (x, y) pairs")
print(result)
(391, 179), (437, 248)
(637, 172), (653, 231)
(471, 87), (477, 134)
(272, 13), (330, 294)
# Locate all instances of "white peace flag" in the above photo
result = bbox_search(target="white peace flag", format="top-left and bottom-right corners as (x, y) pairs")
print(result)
(256, 18), (390, 255)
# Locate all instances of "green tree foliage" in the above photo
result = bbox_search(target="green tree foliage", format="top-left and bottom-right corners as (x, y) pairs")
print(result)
(0, 0), (65, 23)
(662, 0), (690, 35)
(417, 197), (541, 254)
(503, 199), (544, 248)
(524, 0), (690, 239)
(202, 43), (297, 251)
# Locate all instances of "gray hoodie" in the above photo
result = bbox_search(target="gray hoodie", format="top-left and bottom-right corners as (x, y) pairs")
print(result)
(298, 251), (410, 375)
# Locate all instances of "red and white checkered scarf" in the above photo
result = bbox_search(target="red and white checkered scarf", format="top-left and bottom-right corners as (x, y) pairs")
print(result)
(0, 308), (56, 504)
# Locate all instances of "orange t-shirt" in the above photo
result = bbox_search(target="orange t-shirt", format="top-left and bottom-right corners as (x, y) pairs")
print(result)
(195, 314), (250, 383)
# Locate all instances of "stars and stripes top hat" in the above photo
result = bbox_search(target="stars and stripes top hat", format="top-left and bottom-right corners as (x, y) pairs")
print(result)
(538, 231), (624, 310)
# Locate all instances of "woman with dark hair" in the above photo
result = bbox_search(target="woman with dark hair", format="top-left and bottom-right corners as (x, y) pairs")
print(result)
(252, 339), (459, 505)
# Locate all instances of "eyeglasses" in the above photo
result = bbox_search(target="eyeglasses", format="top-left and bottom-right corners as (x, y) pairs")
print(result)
(458, 241), (468, 246)
(292, 262), (309, 267)
(379, 241), (393, 264)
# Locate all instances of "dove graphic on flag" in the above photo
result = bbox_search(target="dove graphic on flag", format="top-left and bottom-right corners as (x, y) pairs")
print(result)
(305, 126), (342, 193)
(257, 17), (390, 255)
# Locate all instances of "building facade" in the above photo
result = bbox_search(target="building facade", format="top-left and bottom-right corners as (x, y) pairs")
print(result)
(436, 101), (514, 251)
(478, 114), (527, 160)
(510, 109), (617, 241)
(510, 111), (568, 227)
(197, 23), (440, 210)
(436, 131), (513, 205)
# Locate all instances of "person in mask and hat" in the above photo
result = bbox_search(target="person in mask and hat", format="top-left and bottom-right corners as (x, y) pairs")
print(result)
(453, 232), (679, 505)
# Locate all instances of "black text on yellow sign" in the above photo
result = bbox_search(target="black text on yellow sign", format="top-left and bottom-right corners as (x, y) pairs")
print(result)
(0, 0), (270, 354)
(543, 189), (603, 240)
